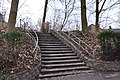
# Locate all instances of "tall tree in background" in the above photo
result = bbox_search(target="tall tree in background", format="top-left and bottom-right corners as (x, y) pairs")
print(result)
(81, 0), (87, 34)
(95, 0), (106, 32)
(95, 0), (99, 32)
(59, 0), (75, 31)
(6, 0), (19, 33)
(41, 0), (48, 33)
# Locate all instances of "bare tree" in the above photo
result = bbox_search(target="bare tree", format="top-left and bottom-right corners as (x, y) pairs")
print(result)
(59, 0), (76, 30)
(50, 0), (80, 31)
(95, 0), (107, 32)
(53, 9), (62, 30)
(95, 0), (120, 32)
(6, 0), (19, 33)
(81, 0), (88, 34)
(41, 0), (49, 33)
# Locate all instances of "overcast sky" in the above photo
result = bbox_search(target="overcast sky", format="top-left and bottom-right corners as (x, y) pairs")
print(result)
(0, 0), (119, 30)
(2, 0), (45, 24)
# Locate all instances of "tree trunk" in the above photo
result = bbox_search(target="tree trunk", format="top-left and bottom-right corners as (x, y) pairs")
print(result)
(95, 0), (99, 32)
(6, 0), (19, 33)
(41, 0), (48, 33)
(81, 0), (88, 34)
(95, 0), (107, 33)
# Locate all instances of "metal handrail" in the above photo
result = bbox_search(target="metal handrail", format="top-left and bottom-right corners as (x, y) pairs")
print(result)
(69, 32), (96, 55)
(20, 19), (41, 67)
(51, 26), (95, 58)
(26, 29), (38, 53)
(26, 28), (38, 53)
(60, 30), (95, 58)
(25, 27), (41, 68)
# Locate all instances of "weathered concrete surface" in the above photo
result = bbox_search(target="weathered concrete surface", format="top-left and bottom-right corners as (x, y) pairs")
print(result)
(48, 72), (120, 80)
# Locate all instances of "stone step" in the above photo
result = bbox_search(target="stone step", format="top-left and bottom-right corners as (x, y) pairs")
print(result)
(41, 53), (76, 57)
(41, 66), (90, 74)
(39, 41), (63, 44)
(37, 35), (57, 38)
(42, 62), (86, 68)
(37, 33), (51, 36)
(31, 32), (51, 35)
(31, 32), (92, 79)
(40, 45), (68, 48)
(40, 48), (71, 51)
(39, 70), (94, 79)
(39, 43), (65, 46)
(38, 36), (52, 38)
(36, 37), (58, 40)
(36, 33), (53, 36)
(41, 50), (73, 54)
(41, 59), (82, 64)
(41, 56), (78, 60)
(38, 39), (60, 41)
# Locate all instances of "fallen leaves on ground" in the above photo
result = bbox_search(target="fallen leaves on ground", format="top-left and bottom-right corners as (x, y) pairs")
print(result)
(65, 30), (101, 58)
(0, 33), (39, 78)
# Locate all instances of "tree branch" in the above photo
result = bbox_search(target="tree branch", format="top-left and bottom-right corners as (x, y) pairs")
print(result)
(99, 0), (107, 14)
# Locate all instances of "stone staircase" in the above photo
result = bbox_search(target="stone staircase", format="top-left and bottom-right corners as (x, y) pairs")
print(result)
(31, 32), (93, 79)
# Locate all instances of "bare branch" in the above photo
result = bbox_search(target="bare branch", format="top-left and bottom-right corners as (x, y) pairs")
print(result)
(18, 0), (27, 11)
(99, 0), (107, 14)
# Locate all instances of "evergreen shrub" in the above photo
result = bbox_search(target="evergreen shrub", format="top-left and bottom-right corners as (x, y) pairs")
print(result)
(98, 30), (120, 61)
